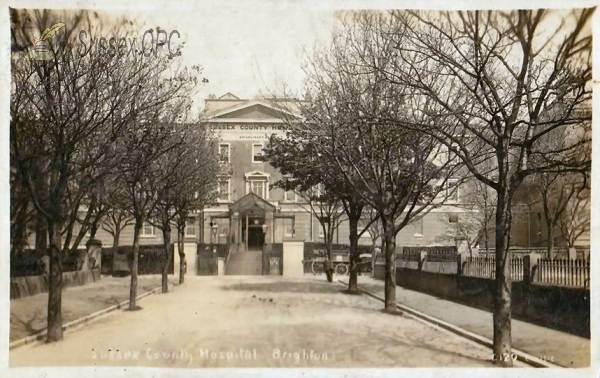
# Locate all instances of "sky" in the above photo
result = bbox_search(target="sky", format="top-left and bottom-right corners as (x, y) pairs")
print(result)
(97, 3), (339, 110)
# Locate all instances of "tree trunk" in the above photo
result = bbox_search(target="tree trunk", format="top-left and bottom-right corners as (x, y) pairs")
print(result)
(371, 237), (378, 277)
(547, 223), (555, 259)
(381, 214), (396, 312)
(493, 192), (513, 367)
(178, 228), (185, 284)
(161, 224), (172, 293)
(111, 225), (121, 273)
(36, 209), (47, 255)
(46, 219), (63, 342)
(347, 215), (360, 293)
(326, 226), (334, 282)
(129, 222), (141, 310)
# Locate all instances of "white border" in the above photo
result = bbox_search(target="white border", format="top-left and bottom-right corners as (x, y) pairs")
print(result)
(2, 1), (599, 378)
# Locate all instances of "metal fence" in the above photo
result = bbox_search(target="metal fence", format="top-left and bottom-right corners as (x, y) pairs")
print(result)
(534, 258), (590, 288)
(479, 247), (569, 259)
(462, 256), (524, 281)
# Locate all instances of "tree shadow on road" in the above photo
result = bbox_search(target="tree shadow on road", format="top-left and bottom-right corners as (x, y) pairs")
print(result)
(222, 281), (343, 294)
(10, 312), (45, 340)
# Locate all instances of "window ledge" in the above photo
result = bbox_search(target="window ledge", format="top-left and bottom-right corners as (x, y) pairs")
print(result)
(140, 235), (156, 238)
(413, 233), (424, 238)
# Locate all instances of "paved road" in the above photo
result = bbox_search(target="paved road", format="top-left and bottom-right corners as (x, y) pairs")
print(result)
(353, 276), (590, 368)
(11, 276), (503, 368)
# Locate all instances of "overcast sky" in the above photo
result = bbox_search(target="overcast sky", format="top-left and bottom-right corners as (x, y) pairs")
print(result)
(111, 3), (338, 109)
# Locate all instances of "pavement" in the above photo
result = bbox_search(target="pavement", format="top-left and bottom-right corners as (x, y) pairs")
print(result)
(10, 276), (508, 368)
(10, 275), (178, 342)
(352, 276), (590, 368)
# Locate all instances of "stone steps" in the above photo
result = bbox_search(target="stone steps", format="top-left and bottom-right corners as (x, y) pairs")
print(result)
(225, 251), (263, 275)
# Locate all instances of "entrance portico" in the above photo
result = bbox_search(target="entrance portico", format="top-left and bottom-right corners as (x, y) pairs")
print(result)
(228, 192), (276, 252)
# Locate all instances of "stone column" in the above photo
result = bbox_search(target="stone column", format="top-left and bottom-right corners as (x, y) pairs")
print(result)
(231, 212), (240, 252)
(265, 212), (274, 245)
(217, 257), (225, 276)
(568, 247), (577, 260)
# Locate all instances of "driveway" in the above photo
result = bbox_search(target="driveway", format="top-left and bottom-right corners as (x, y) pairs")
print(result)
(10, 276), (502, 368)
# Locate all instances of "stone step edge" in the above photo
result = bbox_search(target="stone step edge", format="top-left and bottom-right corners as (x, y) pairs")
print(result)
(9, 282), (180, 351)
(337, 279), (562, 368)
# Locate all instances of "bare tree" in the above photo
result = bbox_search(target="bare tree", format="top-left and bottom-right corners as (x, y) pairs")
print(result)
(264, 124), (376, 290)
(151, 110), (216, 293)
(302, 188), (345, 266)
(299, 13), (462, 310)
(559, 177), (590, 249)
(10, 9), (198, 339)
(361, 207), (384, 275)
(369, 9), (592, 365)
(532, 172), (584, 256)
(171, 123), (220, 284)
(436, 177), (496, 255)
(11, 21), (149, 342)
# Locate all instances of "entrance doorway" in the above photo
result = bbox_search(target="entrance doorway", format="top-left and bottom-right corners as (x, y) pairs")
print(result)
(247, 227), (264, 249)
(242, 217), (265, 250)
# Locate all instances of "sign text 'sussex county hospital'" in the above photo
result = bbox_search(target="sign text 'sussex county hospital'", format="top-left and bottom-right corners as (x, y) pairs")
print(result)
(210, 124), (289, 131)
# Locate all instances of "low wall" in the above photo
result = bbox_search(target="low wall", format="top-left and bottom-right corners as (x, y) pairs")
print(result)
(374, 264), (589, 337)
(10, 269), (101, 299)
(283, 240), (304, 277)
(197, 257), (218, 276)
(101, 245), (174, 276)
(262, 243), (283, 275)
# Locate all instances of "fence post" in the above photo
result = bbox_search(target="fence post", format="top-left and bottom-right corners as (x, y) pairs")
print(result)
(523, 254), (531, 315)
(456, 253), (463, 276)
(418, 250), (427, 271)
(522, 253), (541, 315)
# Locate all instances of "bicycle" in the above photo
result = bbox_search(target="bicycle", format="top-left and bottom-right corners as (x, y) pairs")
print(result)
(309, 250), (329, 275)
(311, 258), (326, 275)
(335, 263), (349, 276)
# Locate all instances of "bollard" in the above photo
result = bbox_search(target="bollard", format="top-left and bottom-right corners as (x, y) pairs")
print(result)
(217, 257), (225, 276)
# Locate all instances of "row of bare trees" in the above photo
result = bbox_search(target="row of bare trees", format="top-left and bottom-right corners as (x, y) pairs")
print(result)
(266, 9), (591, 367)
(10, 9), (220, 342)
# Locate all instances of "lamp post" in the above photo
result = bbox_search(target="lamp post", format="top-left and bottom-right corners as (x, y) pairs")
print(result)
(210, 221), (218, 245)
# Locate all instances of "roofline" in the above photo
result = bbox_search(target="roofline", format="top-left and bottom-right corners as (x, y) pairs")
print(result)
(206, 99), (299, 119)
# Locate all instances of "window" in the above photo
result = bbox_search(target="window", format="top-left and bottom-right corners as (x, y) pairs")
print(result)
(218, 222), (228, 237)
(445, 178), (460, 202)
(448, 214), (459, 223)
(283, 218), (294, 237)
(219, 144), (230, 163)
(218, 179), (230, 202)
(413, 217), (424, 237)
(252, 143), (264, 162)
(185, 218), (197, 237)
(249, 180), (267, 199)
(141, 221), (154, 237)
(447, 142), (459, 164)
(285, 190), (297, 202)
